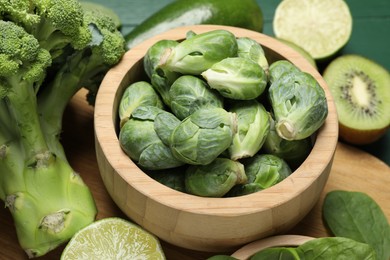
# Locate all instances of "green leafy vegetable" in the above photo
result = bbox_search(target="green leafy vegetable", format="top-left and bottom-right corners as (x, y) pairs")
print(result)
(228, 154), (291, 196)
(262, 114), (313, 170)
(298, 237), (376, 260)
(268, 60), (300, 84)
(119, 106), (184, 170)
(118, 81), (164, 127)
(170, 107), (237, 165)
(185, 158), (247, 197)
(228, 100), (270, 160)
(118, 28), (328, 198)
(143, 39), (180, 106)
(146, 166), (187, 192)
(268, 70), (328, 140)
(251, 247), (300, 259)
(202, 57), (267, 100)
(169, 75), (224, 120)
(207, 255), (238, 260)
(158, 29), (238, 75)
(237, 37), (269, 72)
(323, 190), (390, 260)
(251, 237), (376, 260)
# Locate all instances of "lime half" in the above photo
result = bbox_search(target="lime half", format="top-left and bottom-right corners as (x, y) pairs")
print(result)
(273, 0), (352, 60)
(61, 218), (165, 260)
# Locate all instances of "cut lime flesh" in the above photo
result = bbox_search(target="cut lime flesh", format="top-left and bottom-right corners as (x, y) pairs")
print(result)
(273, 0), (352, 60)
(61, 218), (165, 260)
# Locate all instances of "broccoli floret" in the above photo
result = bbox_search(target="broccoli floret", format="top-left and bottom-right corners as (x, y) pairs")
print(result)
(0, 20), (96, 258)
(0, 0), (92, 58)
(0, 20), (51, 97)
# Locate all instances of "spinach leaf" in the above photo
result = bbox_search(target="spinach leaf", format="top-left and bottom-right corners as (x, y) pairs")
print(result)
(250, 247), (301, 259)
(323, 190), (390, 260)
(250, 237), (375, 259)
(297, 237), (376, 259)
(207, 256), (238, 260)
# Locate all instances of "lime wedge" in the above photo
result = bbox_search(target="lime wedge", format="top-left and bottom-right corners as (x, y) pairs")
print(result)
(61, 218), (165, 260)
(273, 0), (352, 60)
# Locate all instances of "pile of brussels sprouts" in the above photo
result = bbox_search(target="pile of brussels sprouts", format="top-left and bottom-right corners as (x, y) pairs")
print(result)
(118, 29), (328, 198)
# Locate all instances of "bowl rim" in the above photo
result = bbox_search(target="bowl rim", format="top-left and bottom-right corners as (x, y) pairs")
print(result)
(94, 25), (338, 216)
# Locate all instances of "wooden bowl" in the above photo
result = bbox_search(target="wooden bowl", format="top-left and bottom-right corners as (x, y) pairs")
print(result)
(94, 25), (338, 252)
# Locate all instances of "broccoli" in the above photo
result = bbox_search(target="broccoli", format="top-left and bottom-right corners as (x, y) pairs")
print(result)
(0, 20), (97, 258)
(37, 8), (125, 158)
(0, 0), (91, 58)
(0, 2), (125, 257)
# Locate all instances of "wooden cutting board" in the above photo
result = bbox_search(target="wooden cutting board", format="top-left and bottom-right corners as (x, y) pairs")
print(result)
(0, 90), (389, 260)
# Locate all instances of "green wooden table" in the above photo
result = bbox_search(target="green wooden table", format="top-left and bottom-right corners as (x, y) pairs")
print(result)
(85, 0), (389, 165)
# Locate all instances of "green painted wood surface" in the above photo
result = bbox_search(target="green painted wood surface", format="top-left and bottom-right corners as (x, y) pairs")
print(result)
(83, 0), (390, 164)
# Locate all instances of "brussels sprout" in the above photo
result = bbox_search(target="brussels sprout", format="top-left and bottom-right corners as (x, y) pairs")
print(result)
(262, 114), (313, 170)
(118, 81), (164, 128)
(228, 100), (270, 160)
(185, 158), (247, 197)
(119, 106), (184, 170)
(201, 57), (267, 100)
(170, 107), (237, 165)
(237, 37), (269, 72)
(268, 60), (301, 84)
(144, 39), (181, 106)
(169, 75), (224, 120)
(228, 154), (291, 196)
(146, 166), (187, 193)
(268, 71), (328, 140)
(144, 39), (178, 78)
(158, 29), (238, 75)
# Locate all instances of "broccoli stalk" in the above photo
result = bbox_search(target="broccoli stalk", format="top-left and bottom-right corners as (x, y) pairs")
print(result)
(37, 9), (125, 159)
(0, 16), (99, 260)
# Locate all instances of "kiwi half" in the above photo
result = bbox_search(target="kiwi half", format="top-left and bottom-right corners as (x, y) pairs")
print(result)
(323, 55), (390, 145)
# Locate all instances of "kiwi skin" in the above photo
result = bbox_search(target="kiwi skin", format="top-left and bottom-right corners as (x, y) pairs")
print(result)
(323, 54), (390, 145)
(339, 124), (389, 145)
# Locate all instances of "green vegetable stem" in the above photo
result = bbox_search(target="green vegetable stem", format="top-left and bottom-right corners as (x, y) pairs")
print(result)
(0, 18), (97, 257)
(0, 1), (125, 256)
